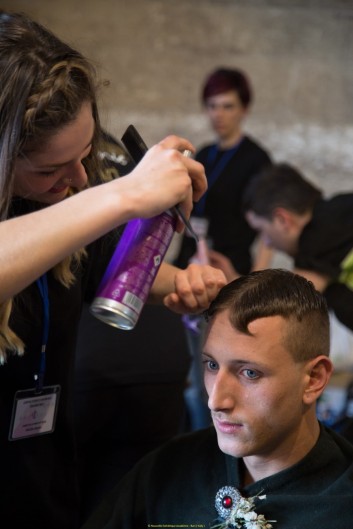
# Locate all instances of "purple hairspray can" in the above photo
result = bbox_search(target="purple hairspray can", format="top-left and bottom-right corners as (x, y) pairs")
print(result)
(90, 210), (176, 330)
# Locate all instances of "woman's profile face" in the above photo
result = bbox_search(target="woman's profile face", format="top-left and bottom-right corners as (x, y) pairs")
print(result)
(13, 101), (95, 205)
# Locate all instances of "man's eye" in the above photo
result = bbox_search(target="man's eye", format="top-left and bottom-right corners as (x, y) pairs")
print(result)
(243, 369), (259, 380)
(203, 359), (218, 371)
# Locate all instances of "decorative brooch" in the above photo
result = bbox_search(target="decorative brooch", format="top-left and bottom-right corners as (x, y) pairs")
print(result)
(212, 486), (276, 529)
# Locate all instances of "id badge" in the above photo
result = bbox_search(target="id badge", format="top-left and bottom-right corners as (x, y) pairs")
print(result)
(9, 385), (61, 441)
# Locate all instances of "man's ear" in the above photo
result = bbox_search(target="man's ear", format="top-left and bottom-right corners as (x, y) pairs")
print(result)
(302, 356), (334, 405)
(273, 207), (293, 230)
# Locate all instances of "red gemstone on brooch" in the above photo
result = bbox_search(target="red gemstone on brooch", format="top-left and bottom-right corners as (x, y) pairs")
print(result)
(215, 486), (242, 520)
(222, 495), (233, 509)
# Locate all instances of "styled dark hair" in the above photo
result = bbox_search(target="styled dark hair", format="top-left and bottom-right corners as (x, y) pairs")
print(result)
(205, 269), (330, 361)
(201, 67), (252, 108)
(242, 163), (322, 219)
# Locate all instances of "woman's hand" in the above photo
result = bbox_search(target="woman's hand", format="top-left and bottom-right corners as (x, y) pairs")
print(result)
(162, 263), (227, 314)
(116, 136), (207, 231)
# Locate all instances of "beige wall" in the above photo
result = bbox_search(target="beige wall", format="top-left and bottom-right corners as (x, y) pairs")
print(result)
(3, 0), (353, 195)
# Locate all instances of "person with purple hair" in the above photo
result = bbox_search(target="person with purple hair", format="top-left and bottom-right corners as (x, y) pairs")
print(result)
(175, 67), (272, 275)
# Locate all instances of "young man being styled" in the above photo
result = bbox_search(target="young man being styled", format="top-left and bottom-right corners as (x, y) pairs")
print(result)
(83, 269), (353, 529)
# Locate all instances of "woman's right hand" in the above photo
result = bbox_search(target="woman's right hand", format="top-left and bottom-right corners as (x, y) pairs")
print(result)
(114, 135), (207, 231)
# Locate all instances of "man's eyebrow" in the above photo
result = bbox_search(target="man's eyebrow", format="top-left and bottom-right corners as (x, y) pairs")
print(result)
(201, 352), (265, 368)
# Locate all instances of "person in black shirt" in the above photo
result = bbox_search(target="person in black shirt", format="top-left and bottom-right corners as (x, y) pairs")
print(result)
(242, 163), (353, 363)
(0, 11), (226, 529)
(82, 270), (353, 529)
(175, 67), (272, 275)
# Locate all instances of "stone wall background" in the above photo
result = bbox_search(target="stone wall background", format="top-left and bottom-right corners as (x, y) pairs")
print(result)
(3, 0), (353, 196)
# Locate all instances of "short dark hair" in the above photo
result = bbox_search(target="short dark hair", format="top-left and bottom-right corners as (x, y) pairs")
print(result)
(201, 67), (252, 108)
(205, 269), (330, 361)
(242, 163), (322, 219)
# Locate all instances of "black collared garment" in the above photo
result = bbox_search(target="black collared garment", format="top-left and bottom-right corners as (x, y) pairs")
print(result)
(82, 425), (353, 529)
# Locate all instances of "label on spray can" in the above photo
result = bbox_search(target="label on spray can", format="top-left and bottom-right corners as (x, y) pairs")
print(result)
(90, 210), (176, 330)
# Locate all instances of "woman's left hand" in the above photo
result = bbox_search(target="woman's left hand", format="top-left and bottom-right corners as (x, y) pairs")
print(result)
(163, 263), (227, 314)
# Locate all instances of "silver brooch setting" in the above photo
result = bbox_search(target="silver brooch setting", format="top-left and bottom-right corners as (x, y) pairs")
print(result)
(213, 486), (276, 529)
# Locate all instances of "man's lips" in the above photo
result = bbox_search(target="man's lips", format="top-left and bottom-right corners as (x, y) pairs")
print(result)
(213, 416), (243, 434)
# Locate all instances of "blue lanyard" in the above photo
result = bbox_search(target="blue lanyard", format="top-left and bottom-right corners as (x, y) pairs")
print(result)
(35, 274), (49, 393)
(193, 138), (244, 216)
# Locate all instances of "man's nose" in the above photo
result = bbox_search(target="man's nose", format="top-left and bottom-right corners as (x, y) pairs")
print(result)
(208, 371), (235, 412)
